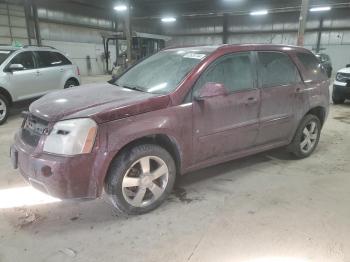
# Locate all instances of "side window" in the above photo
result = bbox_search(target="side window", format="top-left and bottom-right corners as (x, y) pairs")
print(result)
(194, 52), (254, 95)
(258, 52), (301, 88)
(53, 52), (72, 65)
(296, 52), (327, 81)
(35, 51), (71, 67)
(9, 51), (35, 70)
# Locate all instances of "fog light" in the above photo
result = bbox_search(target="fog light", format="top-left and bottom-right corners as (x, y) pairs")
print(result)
(41, 166), (53, 177)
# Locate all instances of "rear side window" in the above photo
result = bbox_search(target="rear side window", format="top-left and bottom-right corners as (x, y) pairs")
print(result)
(35, 51), (72, 68)
(195, 52), (254, 94)
(258, 52), (301, 87)
(296, 52), (327, 81)
(9, 51), (35, 70)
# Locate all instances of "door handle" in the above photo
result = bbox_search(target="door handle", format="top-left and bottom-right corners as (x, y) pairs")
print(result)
(59, 68), (64, 72)
(35, 70), (40, 76)
(295, 87), (302, 93)
(245, 97), (258, 105)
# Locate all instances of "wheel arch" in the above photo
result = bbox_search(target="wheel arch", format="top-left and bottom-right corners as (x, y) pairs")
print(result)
(0, 87), (13, 105)
(103, 133), (182, 185)
(66, 77), (80, 86)
(305, 106), (326, 127)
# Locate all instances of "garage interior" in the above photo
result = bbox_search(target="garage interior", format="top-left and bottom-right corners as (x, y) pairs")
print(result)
(0, 0), (350, 261)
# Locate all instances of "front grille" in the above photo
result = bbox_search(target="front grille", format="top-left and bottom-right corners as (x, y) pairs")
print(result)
(337, 73), (350, 83)
(21, 114), (49, 147)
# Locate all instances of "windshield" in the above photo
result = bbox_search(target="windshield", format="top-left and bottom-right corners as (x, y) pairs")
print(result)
(114, 50), (210, 94)
(0, 50), (13, 65)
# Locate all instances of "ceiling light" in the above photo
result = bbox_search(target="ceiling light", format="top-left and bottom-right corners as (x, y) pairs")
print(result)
(310, 6), (331, 12)
(161, 17), (176, 23)
(114, 4), (128, 12)
(250, 10), (268, 16)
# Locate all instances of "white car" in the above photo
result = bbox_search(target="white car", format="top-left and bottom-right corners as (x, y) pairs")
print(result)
(333, 65), (350, 104)
(0, 45), (81, 125)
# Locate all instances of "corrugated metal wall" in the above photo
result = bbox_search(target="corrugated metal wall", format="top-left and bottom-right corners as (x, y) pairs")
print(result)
(0, 2), (29, 45)
(163, 9), (350, 71)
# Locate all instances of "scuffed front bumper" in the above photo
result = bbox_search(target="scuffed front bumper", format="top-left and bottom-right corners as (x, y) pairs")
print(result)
(11, 131), (103, 200)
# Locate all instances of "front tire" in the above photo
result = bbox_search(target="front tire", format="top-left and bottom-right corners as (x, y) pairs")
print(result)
(0, 94), (9, 125)
(289, 115), (321, 159)
(105, 144), (176, 215)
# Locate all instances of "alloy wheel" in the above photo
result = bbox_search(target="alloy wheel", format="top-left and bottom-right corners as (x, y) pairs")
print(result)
(300, 120), (319, 154)
(0, 98), (7, 121)
(122, 156), (169, 208)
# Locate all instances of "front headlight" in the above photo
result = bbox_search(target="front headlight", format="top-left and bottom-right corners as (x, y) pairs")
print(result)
(43, 118), (97, 156)
(336, 73), (345, 82)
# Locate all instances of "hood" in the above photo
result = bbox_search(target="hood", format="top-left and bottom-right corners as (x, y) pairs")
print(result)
(338, 67), (350, 74)
(29, 83), (171, 123)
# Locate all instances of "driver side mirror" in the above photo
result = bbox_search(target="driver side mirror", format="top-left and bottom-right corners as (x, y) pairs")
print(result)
(7, 64), (25, 72)
(195, 82), (228, 101)
(346, 64), (350, 68)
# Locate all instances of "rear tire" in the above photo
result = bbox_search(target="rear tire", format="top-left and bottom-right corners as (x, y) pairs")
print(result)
(64, 79), (79, 89)
(105, 144), (176, 215)
(288, 115), (321, 159)
(0, 94), (9, 125)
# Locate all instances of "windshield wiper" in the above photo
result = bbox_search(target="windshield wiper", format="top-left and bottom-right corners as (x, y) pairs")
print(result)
(119, 84), (147, 93)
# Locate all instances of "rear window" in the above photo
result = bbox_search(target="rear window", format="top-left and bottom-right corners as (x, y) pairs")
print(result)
(35, 51), (72, 68)
(258, 51), (301, 87)
(296, 52), (327, 81)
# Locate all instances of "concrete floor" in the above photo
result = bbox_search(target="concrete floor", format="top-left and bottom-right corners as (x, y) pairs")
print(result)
(1, 77), (350, 262)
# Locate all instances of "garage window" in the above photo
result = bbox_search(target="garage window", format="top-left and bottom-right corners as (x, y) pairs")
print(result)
(258, 51), (301, 88)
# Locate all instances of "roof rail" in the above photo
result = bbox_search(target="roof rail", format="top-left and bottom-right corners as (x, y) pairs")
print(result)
(23, 45), (56, 49)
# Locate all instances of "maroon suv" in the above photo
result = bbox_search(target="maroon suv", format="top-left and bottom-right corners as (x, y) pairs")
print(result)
(11, 44), (329, 214)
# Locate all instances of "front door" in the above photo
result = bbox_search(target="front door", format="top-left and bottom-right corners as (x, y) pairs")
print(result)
(255, 51), (303, 145)
(6, 51), (40, 101)
(192, 52), (260, 163)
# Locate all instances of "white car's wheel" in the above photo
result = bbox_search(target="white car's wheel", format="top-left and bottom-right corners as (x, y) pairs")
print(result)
(0, 94), (9, 125)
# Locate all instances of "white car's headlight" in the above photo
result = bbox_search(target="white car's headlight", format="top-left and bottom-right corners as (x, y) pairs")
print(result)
(43, 118), (97, 156)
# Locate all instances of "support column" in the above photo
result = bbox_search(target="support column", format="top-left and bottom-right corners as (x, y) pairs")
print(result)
(315, 17), (324, 53)
(223, 13), (229, 44)
(32, 0), (41, 46)
(297, 0), (310, 46)
(23, 0), (32, 45)
(124, 0), (132, 66)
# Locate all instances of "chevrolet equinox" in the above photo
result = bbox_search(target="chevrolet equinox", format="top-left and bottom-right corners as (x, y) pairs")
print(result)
(11, 44), (330, 214)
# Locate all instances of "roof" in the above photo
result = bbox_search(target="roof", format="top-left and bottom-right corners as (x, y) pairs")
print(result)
(0, 45), (56, 51)
(164, 44), (310, 54)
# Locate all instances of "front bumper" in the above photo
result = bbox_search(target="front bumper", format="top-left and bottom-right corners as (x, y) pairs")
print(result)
(333, 83), (350, 98)
(11, 131), (103, 199)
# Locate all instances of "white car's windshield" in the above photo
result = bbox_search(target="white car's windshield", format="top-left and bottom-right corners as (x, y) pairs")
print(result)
(114, 50), (210, 94)
(0, 50), (13, 65)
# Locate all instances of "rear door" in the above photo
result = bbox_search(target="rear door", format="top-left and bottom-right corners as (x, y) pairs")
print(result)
(34, 51), (65, 93)
(5, 51), (40, 100)
(192, 52), (261, 163)
(255, 51), (303, 146)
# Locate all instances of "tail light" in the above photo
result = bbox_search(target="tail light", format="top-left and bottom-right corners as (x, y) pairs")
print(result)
(77, 66), (80, 76)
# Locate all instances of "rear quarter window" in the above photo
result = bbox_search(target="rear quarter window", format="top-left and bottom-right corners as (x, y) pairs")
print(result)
(296, 52), (327, 82)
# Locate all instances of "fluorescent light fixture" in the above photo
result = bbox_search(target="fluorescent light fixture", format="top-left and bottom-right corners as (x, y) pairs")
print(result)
(310, 6), (331, 12)
(161, 17), (176, 23)
(250, 10), (268, 16)
(114, 4), (128, 12)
